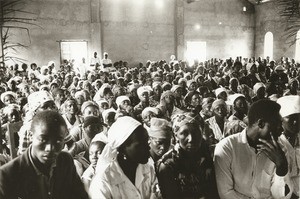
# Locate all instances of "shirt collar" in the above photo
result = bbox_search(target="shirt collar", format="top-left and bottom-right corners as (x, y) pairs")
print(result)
(241, 128), (248, 144)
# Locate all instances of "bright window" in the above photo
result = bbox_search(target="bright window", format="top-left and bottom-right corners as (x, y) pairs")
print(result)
(264, 32), (273, 60)
(295, 30), (300, 63)
(186, 41), (207, 66)
(60, 41), (88, 65)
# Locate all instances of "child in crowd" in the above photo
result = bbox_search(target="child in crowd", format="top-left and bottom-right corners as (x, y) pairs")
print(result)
(82, 141), (106, 192)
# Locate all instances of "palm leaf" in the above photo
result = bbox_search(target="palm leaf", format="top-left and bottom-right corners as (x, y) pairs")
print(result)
(275, 0), (300, 45)
(0, 0), (38, 63)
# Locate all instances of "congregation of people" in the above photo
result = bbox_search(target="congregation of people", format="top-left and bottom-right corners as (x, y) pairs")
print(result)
(0, 52), (299, 199)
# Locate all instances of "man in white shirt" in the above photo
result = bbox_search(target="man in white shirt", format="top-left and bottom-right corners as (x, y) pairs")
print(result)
(76, 57), (87, 80)
(277, 95), (300, 198)
(100, 52), (113, 72)
(90, 52), (100, 71)
(214, 99), (293, 199)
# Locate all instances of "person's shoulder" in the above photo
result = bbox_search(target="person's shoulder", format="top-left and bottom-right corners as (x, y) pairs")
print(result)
(56, 151), (74, 164)
(0, 153), (28, 179)
(0, 155), (22, 171)
(143, 160), (156, 172)
(216, 132), (242, 149)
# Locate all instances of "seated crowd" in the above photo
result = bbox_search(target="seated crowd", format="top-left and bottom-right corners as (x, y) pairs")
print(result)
(0, 55), (299, 199)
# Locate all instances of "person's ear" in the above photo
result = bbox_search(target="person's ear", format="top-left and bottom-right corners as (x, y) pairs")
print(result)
(257, 119), (265, 129)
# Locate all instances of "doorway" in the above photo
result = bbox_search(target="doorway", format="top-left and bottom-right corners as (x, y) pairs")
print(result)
(60, 41), (88, 65)
(185, 41), (207, 66)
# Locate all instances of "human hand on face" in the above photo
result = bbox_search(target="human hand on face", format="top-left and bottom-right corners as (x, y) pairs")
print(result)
(257, 133), (288, 176)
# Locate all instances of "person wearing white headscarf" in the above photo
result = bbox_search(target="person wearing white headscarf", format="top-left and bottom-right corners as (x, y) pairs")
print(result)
(18, 90), (57, 155)
(141, 107), (160, 132)
(227, 94), (248, 124)
(115, 95), (134, 120)
(134, 86), (155, 121)
(38, 65), (51, 83)
(0, 91), (16, 106)
(252, 82), (266, 102)
(93, 83), (114, 108)
(215, 87), (228, 101)
(89, 116), (157, 199)
(277, 95), (300, 197)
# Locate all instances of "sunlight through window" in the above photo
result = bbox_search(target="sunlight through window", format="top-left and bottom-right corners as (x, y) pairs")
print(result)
(186, 41), (207, 66)
(264, 32), (273, 60)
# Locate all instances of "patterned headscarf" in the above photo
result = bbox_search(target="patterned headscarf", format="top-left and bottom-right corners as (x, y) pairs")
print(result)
(172, 113), (199, 133)
(28, 90), (54, 112)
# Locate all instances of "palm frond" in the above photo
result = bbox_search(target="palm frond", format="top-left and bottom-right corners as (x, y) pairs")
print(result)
(275, 0), (300, 45)
(0, 0), (38, 63)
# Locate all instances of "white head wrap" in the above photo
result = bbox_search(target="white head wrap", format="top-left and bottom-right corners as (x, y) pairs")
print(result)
(215, 87), (227, 97)
(116, 95), (130, 108)
(148, 118), (172, 139)
(41, 65), (48, 73)
(0, 91), (16, 103)
(128, 83), (140, 93)
(2, 103), (20, 115)
(75, 90), (86, 100)
(102, 108), (117, 122)
(96, 99), (109, 108)
(27, 90), (54, 112)
(137, 86), (152, 99)
(48, 61), (55, 67)
(211, 99), (227, 111)
(171, 85), (182, 93)
(152, 81), (162, 89)
(98, 83), (111, 98)
(96, 116), (141, 172)
(178, 78), (187, 85)
(253, 82), (265, 95)
(227, 93), (245, 106)
(277, 95), (300, 117)
(141, 107), (159, 119)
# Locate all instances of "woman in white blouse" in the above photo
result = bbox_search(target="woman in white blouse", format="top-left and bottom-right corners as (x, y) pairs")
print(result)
(89, 116), (158, 199)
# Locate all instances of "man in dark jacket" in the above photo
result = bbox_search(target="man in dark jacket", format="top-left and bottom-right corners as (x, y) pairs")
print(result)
(0, 110), (89, 199)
